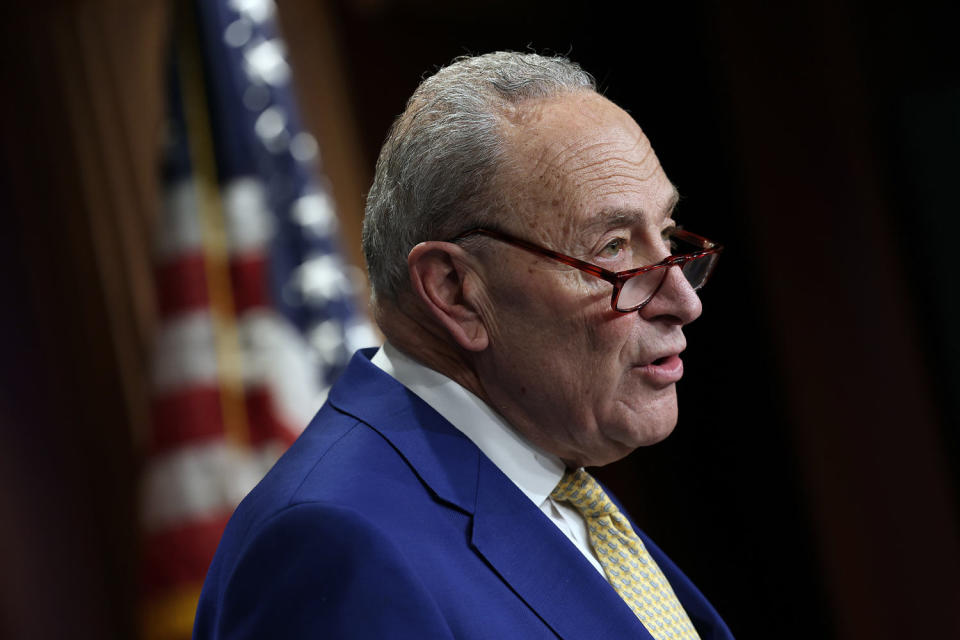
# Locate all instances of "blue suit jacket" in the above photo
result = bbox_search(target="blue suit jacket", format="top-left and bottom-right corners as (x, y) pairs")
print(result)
(194, 349), (733, 639)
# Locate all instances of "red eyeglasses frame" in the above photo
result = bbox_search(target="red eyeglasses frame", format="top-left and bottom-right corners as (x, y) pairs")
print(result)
(449, 226), (723, 312)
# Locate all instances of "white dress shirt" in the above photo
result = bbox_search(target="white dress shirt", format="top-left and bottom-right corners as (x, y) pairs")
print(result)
(371, 342), (605, 575)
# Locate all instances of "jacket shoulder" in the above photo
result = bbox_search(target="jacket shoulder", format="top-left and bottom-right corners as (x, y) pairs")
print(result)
(194, 501), (457, 639)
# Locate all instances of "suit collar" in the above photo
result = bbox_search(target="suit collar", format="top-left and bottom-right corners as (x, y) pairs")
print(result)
(329, 350), (728, 639)
(328, 348), (480, 514)
(372, 341), (566, 507)
(329, 350), (651, 638)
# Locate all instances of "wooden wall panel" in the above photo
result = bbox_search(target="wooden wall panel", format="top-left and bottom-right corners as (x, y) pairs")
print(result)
(0, 3), (169, 638)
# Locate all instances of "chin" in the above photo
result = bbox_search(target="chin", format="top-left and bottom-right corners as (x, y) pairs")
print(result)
(575, 419), (675, 468)
(574, 392), (679, 466)
(638, 419), (678, 446)
(615, 392), (679, 444)
(617, 417), (676, 450)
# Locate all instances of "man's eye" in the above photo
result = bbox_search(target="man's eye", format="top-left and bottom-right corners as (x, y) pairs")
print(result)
(599, 238), (626, 258)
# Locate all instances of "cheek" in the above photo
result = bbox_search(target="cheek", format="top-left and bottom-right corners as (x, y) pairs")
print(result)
(485, 266), (626, 371)
(618, 377), (677, 422)
(584, 307), (635, 361)
(471, 256), (538, 345)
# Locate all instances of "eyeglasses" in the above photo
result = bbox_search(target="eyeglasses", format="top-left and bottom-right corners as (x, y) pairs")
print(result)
(450, 226), (723, 313)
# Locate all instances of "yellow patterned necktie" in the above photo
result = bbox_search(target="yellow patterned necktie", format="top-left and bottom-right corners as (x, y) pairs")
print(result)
(551, 469), (701, 640)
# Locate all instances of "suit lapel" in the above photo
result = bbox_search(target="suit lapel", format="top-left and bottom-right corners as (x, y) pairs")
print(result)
(329, 351), (666, 639)
(471, 454), (653, 639)
(329, 349), (479, 513)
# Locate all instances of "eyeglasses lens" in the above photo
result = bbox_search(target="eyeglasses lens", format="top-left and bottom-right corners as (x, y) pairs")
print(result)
(617, 271), (666, 311)
(615, 245), (718, 312)
(681, 253), (717, 291)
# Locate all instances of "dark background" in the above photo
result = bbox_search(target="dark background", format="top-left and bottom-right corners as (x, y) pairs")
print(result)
(1, 0), (957, 638)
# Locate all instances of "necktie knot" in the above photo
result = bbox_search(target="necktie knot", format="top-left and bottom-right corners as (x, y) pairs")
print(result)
(550, 468), (617, 519)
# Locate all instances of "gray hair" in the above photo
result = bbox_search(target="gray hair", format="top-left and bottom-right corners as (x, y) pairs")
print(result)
(361, 51), (596, 304)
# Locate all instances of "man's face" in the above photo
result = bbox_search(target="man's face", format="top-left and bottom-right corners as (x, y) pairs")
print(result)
(471, 92), (703, 467)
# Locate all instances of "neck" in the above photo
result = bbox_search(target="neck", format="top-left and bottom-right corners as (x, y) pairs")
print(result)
(376, 297), (488, 404)
(377, 296), (611, 469)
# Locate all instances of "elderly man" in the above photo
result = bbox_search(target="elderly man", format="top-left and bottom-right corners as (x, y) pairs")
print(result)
(195, 52), (732, 639)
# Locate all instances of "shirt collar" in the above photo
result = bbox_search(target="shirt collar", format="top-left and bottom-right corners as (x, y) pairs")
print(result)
(371, 342), (565, 507)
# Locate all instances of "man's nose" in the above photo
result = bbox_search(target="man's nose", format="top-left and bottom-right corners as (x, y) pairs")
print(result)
(639, 266), (703, 325)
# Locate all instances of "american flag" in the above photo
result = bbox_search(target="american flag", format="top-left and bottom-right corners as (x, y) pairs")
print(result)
(139, 1), (376, 637)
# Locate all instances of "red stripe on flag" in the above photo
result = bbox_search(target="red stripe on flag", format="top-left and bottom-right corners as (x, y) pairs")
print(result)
(155, 251), (270, 317)
(246, 386), (299, 448)
(141, 513), (232, 595)
(151, 385), (299, 455)
(156, 253), (209, 317)
(151, 386), (224, 454)
(230, 252), (270, 313)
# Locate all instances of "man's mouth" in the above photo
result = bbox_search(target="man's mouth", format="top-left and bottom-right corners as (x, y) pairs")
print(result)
(639, 345), (685, 368)
(635, 353), (685, 385)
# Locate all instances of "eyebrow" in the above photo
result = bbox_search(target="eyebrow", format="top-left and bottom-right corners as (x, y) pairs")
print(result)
(580, 187), (681, 236)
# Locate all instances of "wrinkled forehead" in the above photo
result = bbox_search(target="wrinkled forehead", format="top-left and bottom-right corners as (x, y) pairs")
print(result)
(498, 92), (676, 240)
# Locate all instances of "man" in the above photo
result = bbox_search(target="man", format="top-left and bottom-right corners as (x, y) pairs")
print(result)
(195, 51), (732, 639)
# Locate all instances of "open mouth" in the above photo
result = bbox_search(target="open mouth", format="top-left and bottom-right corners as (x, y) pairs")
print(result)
(636, 353), (684, 383)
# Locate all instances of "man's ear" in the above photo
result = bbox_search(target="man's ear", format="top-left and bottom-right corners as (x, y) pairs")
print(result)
(407, 241), (489, 352)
